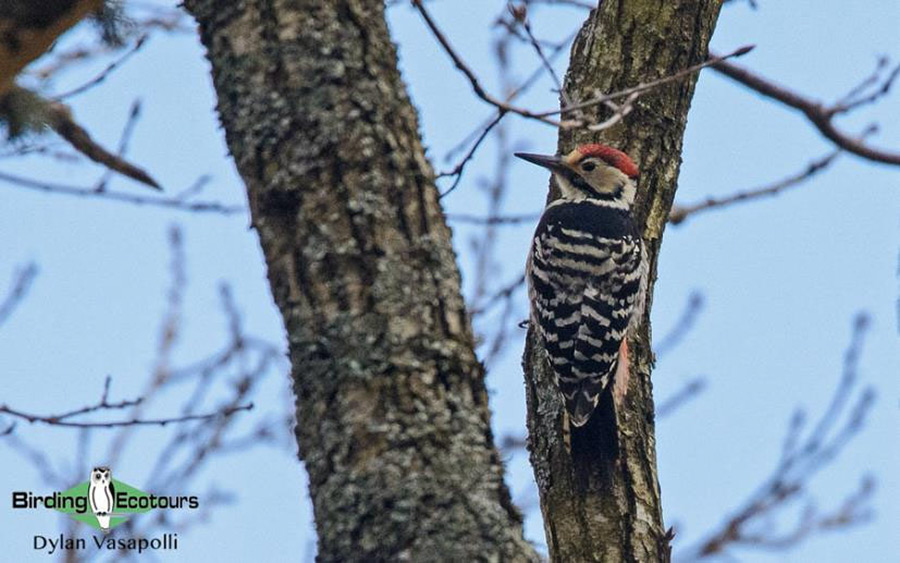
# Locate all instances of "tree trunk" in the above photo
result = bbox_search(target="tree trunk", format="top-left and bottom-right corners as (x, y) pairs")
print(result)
(183, 1), (536, 561)
(523, 1), (723, 561)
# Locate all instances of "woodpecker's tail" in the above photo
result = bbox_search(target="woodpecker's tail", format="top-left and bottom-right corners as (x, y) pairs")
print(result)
(563, 381), (602, 427)
(565, 337), (631, 426)
(569, 384), (620, 466)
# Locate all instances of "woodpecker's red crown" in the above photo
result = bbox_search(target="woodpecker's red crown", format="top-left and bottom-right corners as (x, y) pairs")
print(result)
(571, 143), (640, 179)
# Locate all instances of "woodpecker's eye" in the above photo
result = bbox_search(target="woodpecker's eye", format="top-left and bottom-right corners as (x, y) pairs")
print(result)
(581, 162), (596, 172)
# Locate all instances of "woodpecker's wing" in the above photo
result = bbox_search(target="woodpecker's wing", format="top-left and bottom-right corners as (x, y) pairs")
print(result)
(527, 201), (644, 426)
(567, 247), (643, 423)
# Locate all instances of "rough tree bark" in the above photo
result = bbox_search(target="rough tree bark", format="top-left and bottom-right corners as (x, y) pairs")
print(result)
(183, 0), (536, 561)
(523, 1), (723, 561)
(185, 0), (723, 559)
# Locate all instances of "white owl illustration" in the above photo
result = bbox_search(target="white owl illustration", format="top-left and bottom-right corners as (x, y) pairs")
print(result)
(88, 466), (116, 532)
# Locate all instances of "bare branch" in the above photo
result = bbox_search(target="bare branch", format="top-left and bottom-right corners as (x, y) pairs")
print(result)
(482, 294), (518, 367)
(437, 111), (504, 197)
(669, 147), (845, 225)
(546, 46), (754, 120)
(724, 0), (758, 8)
(833, 57), (897, 114)
(38, 88), (161, 189)
(0, 170), (244, 214)
(654, 291), (705, 357)
(1, 224), (290, 550)
(414, 0), (753, 131)
(655, 377), (707, 418)
(524, 0), (596, 8)
(444, 30), (575, 163)
(28, 8), (190, 83)
(446, 212), (540, 225)
(683, 314), (877, 560)
(412, 0), (562, 126)
(508, 3), (566, 100)
(1, 86), (162, 189)
(53, 34), (150, 100)
(0, 401), (253, 429)
(0, 358), (252, 430)
(711, 56), (900, 166)
(0, 262), (37, 327)
(470, 273), (526, 317)
(9, 376), (142, 423)
(0, 141), (77, 161)
(499, 433), (528, 456)
(2, 432), (66, 487)
(94, 98), (144, 191)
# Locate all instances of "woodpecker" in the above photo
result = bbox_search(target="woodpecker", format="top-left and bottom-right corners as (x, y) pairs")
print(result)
(517, 143), (647, 428)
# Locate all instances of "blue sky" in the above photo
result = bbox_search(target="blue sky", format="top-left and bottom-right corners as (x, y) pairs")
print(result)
(1, 1), (897, 561)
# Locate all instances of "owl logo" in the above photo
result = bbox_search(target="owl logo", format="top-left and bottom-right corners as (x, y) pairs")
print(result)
(88, 467), (116, 533)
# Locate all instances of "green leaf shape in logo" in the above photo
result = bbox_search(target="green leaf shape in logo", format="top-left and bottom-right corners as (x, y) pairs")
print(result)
(56, 479), (152, 531)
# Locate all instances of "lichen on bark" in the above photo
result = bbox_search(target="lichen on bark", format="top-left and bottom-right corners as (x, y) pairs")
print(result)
(184, 0), (726, 559)
(183, 0), (536, 560)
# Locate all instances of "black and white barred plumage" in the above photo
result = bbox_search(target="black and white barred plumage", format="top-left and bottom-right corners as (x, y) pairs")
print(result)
(518, 144), (647, 427)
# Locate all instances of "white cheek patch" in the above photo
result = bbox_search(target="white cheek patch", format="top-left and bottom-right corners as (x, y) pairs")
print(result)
(554, 174), (583, 199)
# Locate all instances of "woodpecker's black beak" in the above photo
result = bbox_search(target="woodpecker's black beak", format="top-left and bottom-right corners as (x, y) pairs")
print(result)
(514, 152), (564, 171)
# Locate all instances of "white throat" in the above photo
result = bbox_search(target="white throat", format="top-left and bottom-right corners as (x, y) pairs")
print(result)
(554, 172), (636, 210)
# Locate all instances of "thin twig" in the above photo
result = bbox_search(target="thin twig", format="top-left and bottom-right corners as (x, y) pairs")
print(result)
(509, 3), (567, 101)
(544, 46), (755, 119)
(445, 31), (575, 162)
(471, 273), (526, 317)
(415, 0), (753, 130)
(669, 147), (844, 225)
(412, 0), (562, 126)
(446, 212), (541, 225)
(15, 376), (144, 423)
(0, 402), (254, 428)
(711, 56), (900, 166)
(724, 0), (758, 8)
(522, 0), (596, 8)
(1, 433), (66, 486)
(94, 98), (143, 191)
(1, 225), (291, 546)
(438, 111), (505, 197)
(683, 314), (876, 560)
(0, 262), (38, 327)
(669, 124), (884, 224)
(499, 433), (528, 455)
(654, 291), (704, 357)
(41, 91), (162, 189)
(656, 377), (707, 418)
(0, 170), (244, 214)
(53, 34), (150, 100)
(29, 10), (188, 82)
(834, 57), (890, 112)
(0, 142), (78, 161)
